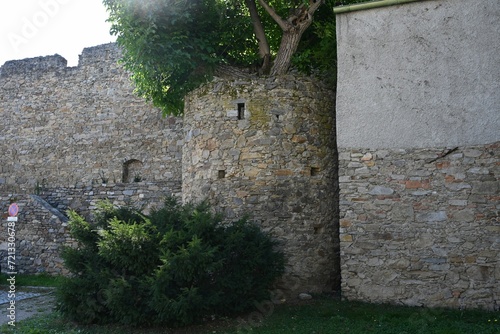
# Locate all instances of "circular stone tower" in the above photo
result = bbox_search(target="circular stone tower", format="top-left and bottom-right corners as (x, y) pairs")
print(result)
(182, 74), (339, 295)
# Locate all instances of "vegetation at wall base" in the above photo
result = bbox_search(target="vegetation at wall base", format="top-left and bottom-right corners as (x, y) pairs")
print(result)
(0, 273), (61, 287)
(57, 197), (284, 327)
(1, 296), (499, 334)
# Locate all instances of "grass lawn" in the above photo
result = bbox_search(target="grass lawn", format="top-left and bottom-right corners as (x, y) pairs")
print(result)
(0, 294), (498, 334)
(0, 273), (61, 287)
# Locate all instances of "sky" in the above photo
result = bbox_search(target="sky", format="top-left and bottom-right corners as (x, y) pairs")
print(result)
(0, 0), (117, 67)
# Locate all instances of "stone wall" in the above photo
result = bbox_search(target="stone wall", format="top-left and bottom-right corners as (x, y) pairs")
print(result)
(0, 43), (183, 275)
(0, 194), (74, 275)
(0, 180), (180, 275)
(0, 44), (341, 293)
(40, 181), (181, 220)
(1, 42), (339, 291)
(0, 43), (183, 193)
(335, 0), (499, 310)
(183, 75), (339, 295)
(339, 143), (499, 310)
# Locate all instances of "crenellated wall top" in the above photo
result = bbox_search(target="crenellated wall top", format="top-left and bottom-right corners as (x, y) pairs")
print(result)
(0, 43), (120, 78)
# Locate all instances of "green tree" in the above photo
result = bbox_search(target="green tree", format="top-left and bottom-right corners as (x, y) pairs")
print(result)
(103, 0), (362, 115)
(58, 198), (285, 327)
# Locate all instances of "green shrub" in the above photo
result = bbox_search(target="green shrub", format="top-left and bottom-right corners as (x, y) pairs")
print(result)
(57, 198), (284, 327)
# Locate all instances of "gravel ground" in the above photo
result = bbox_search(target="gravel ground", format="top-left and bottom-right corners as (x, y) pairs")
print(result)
(0, 287), (56, 326)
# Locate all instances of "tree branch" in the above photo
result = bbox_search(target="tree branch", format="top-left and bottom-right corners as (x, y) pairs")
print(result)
(258, 0), (323, 32)
(308, 0), (323, 16)
(256, 0), (289, 31)
(288, 0), (323, 27)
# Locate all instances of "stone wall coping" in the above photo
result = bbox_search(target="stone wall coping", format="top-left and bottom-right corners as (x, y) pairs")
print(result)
(0, 43), (119, 78)
(30, 195), (68, 223)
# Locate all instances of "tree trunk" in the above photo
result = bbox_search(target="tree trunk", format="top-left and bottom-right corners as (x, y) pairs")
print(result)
(271, 26), (306, 76)
(256, 0), (322, 76)
(245, 0), (271, 74)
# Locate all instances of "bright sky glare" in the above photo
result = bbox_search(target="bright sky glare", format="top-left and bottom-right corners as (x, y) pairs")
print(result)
(0, 0), (117, 67)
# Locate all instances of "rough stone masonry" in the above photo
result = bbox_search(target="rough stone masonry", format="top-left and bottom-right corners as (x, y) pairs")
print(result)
(339, 144), (499, 310)
(0, 43), (183, 193)
(183, 74), (339, 294)
(0, 43), (339, 296)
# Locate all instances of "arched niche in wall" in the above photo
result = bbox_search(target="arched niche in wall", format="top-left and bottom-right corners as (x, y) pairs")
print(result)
(122, 159), (144, 183)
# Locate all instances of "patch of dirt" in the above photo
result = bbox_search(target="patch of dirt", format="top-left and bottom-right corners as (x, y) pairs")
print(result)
(0, 287), (56, 326)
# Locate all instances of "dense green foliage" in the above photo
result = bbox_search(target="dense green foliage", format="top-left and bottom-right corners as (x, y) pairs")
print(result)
(57, 198), (284, 327)
(102, 0), (364, 115)
(103, 0), (226, 115)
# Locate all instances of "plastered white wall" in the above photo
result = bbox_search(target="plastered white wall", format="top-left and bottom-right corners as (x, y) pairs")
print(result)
(336, 0), (500, 148)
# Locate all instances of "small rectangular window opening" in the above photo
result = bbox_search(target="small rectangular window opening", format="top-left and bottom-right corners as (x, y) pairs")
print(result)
(310, 167), (320, 176)
(237, 103), (245, 120)
(218, 170), (226, 179)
